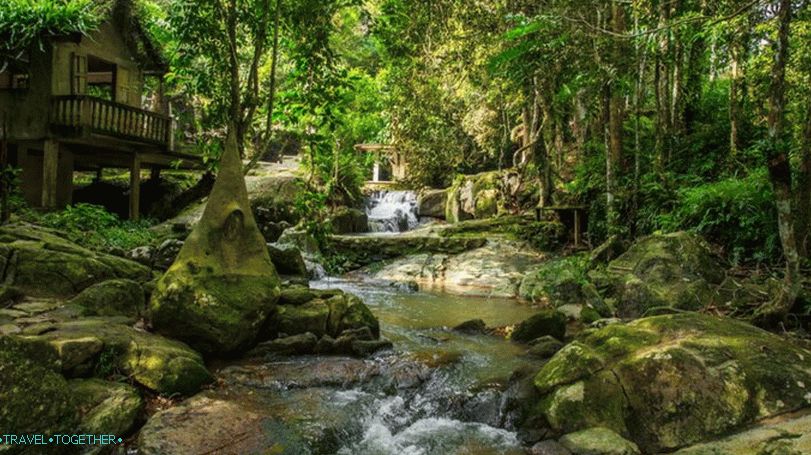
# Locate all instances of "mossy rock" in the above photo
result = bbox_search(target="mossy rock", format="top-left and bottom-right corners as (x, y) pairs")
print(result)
(0, 336), (77, 438)
(31, 318), (213, 396)
(0, 224), (150, 298)
(520, 257), (611, 321)
(529, 313), (811, 453)
(512, 309), (567, 343)
(70, 379), (144, 436)
(604, 232), (725, 318)
(329, 207), (368, 234)
(150, 132), (281, 356)
(417, 189), (448, 219)
(269, 292), (380, 341)
(69, 279), (146, 318)
(151, 272), (279, 355)
(275, 299), (331, 337)
(445, 171), (510, 223)
(559, 427), (641, 455)
(279, 285), (316, 306)
(268, 244), (308, 277)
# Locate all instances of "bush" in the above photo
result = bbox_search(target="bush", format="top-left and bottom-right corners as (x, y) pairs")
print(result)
(658, 169), (779, 265)
(36, 204), (157, 253)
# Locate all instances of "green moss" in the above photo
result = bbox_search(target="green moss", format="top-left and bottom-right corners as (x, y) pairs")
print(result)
(31, 318), (213, 396)
(70, 279), (145, 318)
(534, 341), (605, 394)
(150, 132), (281, 355)
(542, 372), (629, 436)
(529, 313), (811, 453)
(275, 299), (330, 337)
(0, 337), (77, 436)
(512, 309), (567, 343)
(70, 379), (143, 436)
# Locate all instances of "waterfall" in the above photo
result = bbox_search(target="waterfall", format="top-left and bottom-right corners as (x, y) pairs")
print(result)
(366, 191), (419, 233)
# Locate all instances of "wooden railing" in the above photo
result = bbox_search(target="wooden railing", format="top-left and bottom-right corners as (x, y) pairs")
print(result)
(51, 95), (172, 147)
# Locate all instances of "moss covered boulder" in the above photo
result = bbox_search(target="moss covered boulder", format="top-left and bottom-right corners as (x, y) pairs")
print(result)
(0, 224), (150, 298)
(70, 379), (143, 436)
(32, 318), (213, 396)
(417, 188), (448, 219)
(591, 232), (724, 318)
(270, 290), (380, 340)
(530, 313), (811, 453)
(559, 427), (641, 455)
(69, 279), (146, 318)
(446, 171), (507, 223)
(150, 133), (281, 355)
(329, 207), (368, 234)
(520, 256), (611, 322)
(512, 309), (567, 343)
(0, 336), (77, 437)
(267, 244), (309, 277)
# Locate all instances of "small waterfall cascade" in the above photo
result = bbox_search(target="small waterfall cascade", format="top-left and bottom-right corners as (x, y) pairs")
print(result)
(365, 190), (419, 233)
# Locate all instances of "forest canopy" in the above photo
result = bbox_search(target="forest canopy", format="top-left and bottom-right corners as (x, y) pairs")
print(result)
(2, 0), (810, 320)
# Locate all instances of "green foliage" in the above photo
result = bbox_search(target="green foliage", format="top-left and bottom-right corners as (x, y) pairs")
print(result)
(510, 221), (566, 251)
(658, 170), (779, 265)
(35, 204), (156, 253)
(0, 0), (107, 62)
(293, 190), (331, 246)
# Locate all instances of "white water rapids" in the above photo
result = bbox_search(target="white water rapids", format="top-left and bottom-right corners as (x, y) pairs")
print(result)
(365, 191), (420, 233)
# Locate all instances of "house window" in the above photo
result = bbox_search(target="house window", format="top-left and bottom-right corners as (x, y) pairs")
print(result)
(86, 55), (115, 101)
(0, 66), (30, 90)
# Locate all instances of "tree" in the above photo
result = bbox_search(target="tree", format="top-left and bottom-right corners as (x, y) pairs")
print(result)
(755, 0), (799, 325)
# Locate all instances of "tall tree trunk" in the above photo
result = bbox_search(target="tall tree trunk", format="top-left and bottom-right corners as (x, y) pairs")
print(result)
(245, 0), (283, 174)
(683, 1), (708, 134)
(796, 98), (811, 257)
(607, 2), (627, 235)
(655, 0), (672, 172)
(729, 20), (748, 163)
(224, 0), (243, 154)
(756, 0), (798, 325)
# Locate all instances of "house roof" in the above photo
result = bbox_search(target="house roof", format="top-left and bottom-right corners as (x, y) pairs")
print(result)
(111, 0), (168, 74)
(1, 0), (167, 74)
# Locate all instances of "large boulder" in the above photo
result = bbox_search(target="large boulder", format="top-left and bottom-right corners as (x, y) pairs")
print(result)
(267, 244), (308, 277)
(251, 175), (304, 242)
(590, 232), (724, 318)
(512, 309), (567, 343)
(446, 172), (505, 223)
(529, 313), (811, 453)
(674, 413), (811, 455)
(70, 379), (143, 436)
(371, 240), (543, 298)
(269, 290), (379, 340)
(0, 336), (77, 437)
(69, 279), (146, 318)
(417, 189), (448, 219)
(32, 318), (213, 396)
(329, 207), (368, 234)
(150, 133), (281, 355)
(0, 224), (150, 298)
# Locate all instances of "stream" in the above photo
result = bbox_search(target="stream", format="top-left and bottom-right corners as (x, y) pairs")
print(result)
(211, 277), (541, 455)
(313, 279), (533, 455)
(315, 278), (540, 455)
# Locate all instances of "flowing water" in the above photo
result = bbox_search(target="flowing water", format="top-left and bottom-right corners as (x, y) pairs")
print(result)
(308, 277), (541, 455)
(212, 277), (541, 454)
(365, 191), (420, 233)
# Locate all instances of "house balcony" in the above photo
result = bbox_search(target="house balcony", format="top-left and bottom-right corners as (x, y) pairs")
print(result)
(50, 95), (173, 149)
